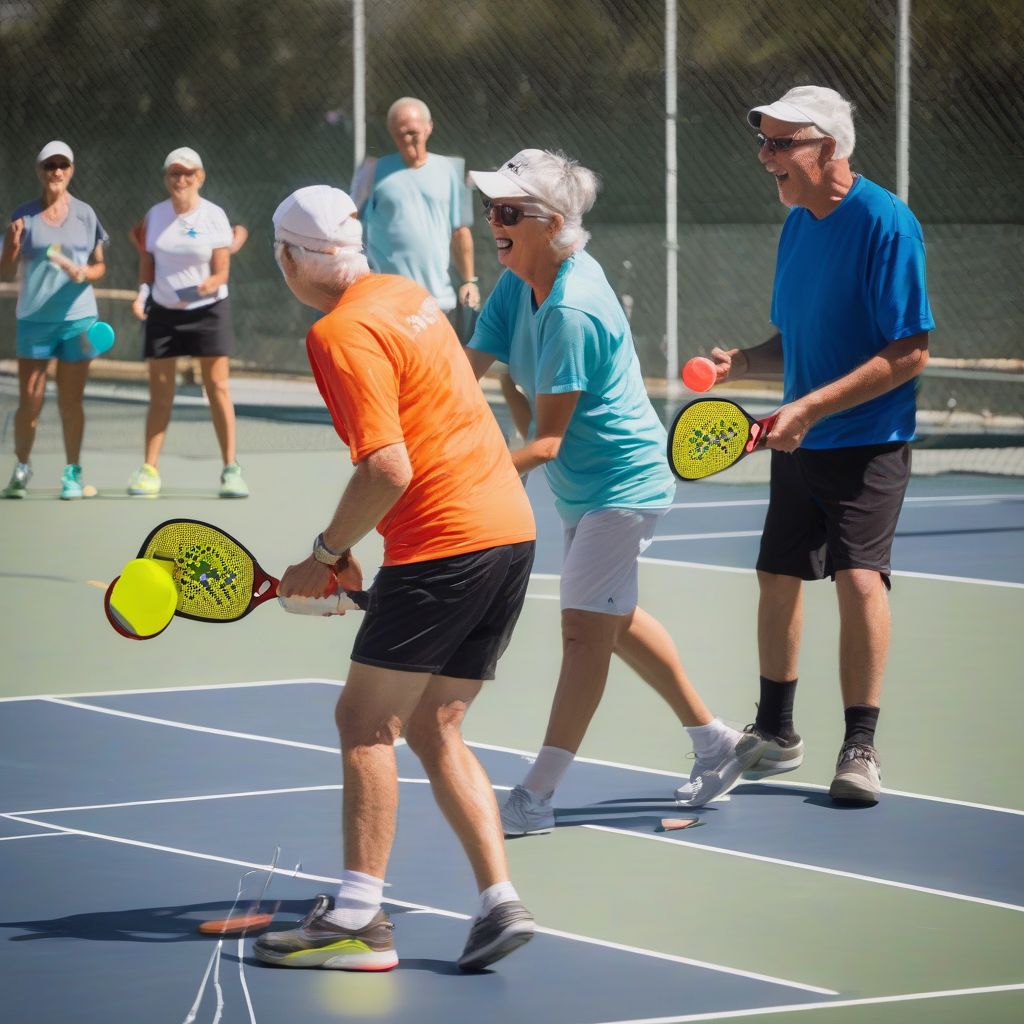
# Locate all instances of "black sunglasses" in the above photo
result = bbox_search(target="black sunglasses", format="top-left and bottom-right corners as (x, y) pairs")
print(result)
(754, 131), (827, 154)
(481, 197), (549, 227)
(42, 160), (71, 171)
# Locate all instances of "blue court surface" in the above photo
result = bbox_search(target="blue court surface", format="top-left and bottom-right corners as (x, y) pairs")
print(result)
(3, 679), (1023, 1024)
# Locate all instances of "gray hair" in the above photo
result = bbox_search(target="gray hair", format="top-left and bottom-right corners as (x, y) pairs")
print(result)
(386, 96), (431, 126)
(529, 150), (600, 253)
(274, 240), (370, 294)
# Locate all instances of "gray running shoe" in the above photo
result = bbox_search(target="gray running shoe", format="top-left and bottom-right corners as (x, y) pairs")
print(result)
(500, 784), (555, 836)
(829, 742), (882, 804)
(741, 724), (805, 780)
(457, 900), (535, 971)
(253, 894), (397, 971)
(675, 732), (767, 806)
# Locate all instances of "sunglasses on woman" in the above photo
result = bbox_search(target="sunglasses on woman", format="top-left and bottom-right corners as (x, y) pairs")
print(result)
(42, 160), (71, 171)
(481, 197), (550, 227)
(754, 132), (828, 154)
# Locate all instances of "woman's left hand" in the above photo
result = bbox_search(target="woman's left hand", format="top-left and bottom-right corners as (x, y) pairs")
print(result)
(196, 277), (218, 296)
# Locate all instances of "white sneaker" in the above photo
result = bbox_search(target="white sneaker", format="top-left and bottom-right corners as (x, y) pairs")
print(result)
(674, 732), (767, 807)
(500, 785), (555, 837)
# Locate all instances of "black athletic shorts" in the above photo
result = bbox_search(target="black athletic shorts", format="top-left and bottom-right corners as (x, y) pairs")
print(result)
(144, 297), (236, 359)
(756, 443), (911, 588)
(350, 540), (535, 679)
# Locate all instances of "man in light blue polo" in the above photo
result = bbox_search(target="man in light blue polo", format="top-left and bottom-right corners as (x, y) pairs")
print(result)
(354, 97), (480, 339)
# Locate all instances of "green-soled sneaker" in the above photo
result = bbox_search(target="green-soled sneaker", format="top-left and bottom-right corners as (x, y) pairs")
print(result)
(60, 464), (84, 500)
(2, 462), (32, 499)
(219, 461), (249, 498)
(128, 463), (161, 497)
(253, 895), (397, 971)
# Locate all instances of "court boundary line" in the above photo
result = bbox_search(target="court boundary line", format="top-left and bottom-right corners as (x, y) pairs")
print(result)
(640, 555), (1024, 589)
(9, 693), (1022, 914)
(579, 824), (1024, 915)
(594, 981), (1024, 1024)
(0, 810), (835, 996)
(7, 686), (1023, 816)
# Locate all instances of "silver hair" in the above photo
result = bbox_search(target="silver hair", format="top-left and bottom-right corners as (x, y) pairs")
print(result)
(274, 241), (370, 294)
(528, 150), (600, 253)
(386, 96), (431, 126)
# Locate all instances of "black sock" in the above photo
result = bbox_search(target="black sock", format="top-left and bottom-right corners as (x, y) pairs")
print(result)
(754, 677), (798, 739)
(843, 705), (880, 747)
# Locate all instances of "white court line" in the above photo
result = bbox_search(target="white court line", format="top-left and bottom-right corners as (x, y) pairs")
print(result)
(6, 781), (431, 818)
(595, 981), (1024, 1024)
(669, 494), (1024, 511)
(44, 697), (341, 753)
(182, 940), (220, 1024)
(0, 676), (344, 704)
(10, 692), (1024, 913)
(0, 830), (71, 842)
(580, 824), (1024, 915)
(653, 530), (763, 542)
(237, 933), (256, 1024)
(639, 554), (1024, 589)
(0, 811), (831, 995)
(27, 689), (1024, 815)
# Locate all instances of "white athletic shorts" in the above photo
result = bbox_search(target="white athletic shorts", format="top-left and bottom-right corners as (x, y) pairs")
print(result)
(560, 507), (666, 614)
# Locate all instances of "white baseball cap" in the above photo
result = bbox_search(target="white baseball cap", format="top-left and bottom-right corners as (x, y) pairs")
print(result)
(747, 86), (856, 158)
(469, 149), (556, 207)
(273, 185), (360, 251)
(36, 140), (74, 164)
(163, 146), (204, 170)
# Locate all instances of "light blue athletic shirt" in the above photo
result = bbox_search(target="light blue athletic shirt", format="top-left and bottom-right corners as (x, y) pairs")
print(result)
(771, 175), (935, 448)
(363, 153), (471, 312)
(11, 196), (108, 322)
(470, 249), (675, 523)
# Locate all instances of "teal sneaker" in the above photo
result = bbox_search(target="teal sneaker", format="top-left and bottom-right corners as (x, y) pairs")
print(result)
(60, 464), (84, 500)
(219, 461), (249, 498)
(2, 462), (32, 499)
(127, 463), (161, 496)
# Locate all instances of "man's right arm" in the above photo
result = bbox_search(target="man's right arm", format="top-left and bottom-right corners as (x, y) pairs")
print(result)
(710, 332), (784, 382)
(278, 442), (412, 602)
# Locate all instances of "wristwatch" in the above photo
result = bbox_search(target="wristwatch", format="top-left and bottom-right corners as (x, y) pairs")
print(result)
(312, 532), (349, 567)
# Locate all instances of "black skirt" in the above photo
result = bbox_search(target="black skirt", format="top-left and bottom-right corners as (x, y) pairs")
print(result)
(144, 296), (236, 359)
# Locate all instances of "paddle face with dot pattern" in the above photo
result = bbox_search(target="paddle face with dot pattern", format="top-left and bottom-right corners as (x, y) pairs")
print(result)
(667, 398), (777, 481)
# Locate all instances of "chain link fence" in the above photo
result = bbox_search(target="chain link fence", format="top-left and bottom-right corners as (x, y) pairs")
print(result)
(1, 0), (1021, 418)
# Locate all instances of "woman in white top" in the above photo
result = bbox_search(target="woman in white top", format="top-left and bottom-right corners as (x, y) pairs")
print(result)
(128, 147), (247, 498)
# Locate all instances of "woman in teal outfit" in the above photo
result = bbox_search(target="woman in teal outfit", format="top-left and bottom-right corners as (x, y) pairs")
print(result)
(1, 140), (108, 500)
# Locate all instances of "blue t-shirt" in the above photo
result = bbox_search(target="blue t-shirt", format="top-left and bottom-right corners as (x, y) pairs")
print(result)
(11, 196), (108, 323)
(363, 153), (471, 312)
(470, 249), (675, 523)
(771, 175), (935, 448)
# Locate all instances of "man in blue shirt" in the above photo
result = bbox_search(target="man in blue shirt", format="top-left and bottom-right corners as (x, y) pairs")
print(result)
(710, 87), (933, 805)
(353, 97), (480, 340)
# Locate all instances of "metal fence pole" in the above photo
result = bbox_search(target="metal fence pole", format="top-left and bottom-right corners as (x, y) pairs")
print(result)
(896, 0), (911, 202)
(353, 0), (366, 177)
(665, 0), (679, 386)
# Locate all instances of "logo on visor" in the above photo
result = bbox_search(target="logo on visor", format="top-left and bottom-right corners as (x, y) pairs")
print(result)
(505, 159), (526, 175)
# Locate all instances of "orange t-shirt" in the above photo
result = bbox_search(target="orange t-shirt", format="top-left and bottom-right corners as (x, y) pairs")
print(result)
(306, 274), (536, 566)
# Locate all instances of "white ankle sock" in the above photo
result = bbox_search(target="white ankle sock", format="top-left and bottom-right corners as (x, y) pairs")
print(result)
(478, 881), (519, 919)
(325, 869), (385, 929)
(521, 746), (575, 799)
(686, 718), (740, 758)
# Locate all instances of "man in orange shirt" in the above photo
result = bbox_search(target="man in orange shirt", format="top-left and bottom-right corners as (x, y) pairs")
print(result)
(253, 185), (536, 974)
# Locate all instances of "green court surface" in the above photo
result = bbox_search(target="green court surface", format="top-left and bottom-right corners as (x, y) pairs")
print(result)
(2, 386), (1023, 1024)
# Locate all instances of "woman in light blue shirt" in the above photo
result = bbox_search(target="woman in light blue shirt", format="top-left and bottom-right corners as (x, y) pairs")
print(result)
(466, 150), (766, 834)
(1, 140), (108, 500)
